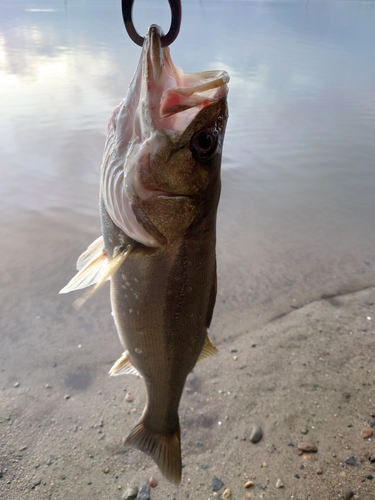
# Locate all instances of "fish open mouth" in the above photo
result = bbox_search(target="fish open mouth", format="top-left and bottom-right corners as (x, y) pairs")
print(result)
(144, 24), (229, 132)
(101, 24), (229, 249)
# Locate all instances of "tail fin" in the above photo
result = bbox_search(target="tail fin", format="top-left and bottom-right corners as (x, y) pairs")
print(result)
(124, 420), (181, 485)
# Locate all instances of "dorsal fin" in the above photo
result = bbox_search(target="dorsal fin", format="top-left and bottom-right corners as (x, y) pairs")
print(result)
(197, 335), (218, 361)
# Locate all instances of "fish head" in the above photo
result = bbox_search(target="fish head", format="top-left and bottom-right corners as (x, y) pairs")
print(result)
(101, 25), (229, 247)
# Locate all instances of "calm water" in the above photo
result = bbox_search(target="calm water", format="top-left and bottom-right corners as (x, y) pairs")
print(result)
(1, 0), (375, 319)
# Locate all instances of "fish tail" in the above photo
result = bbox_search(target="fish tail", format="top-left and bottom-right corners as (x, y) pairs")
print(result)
(124, 419), (181, 485)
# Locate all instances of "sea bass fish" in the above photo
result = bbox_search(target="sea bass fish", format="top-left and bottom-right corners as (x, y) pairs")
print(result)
(61, 24), (229, 484)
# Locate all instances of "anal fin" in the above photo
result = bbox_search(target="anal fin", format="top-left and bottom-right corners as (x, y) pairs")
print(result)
(109, 351), (139, 376)
(198, 335), (218, 362)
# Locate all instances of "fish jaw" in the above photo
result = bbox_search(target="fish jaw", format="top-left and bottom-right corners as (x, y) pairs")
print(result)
(101, 24), (229, 248)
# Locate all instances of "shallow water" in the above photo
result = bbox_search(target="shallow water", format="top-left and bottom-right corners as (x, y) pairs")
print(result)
(1, 2), (375, 498)
(1, 0), (375, 332)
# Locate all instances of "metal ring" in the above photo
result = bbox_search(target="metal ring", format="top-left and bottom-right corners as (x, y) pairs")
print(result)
(122, 0), (181, 47)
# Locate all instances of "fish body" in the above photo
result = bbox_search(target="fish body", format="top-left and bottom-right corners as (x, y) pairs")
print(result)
(61, 25), (229, 484)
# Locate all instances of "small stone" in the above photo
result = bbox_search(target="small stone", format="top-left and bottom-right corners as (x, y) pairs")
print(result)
(343, 490), (354, 500)
(222, 488), (231, 499)
(45, 384), (52, 388)
(370, 455), (375, 463)
(121, 486), (139, 500)
(19, 446), (28, 452)
(366, 474), (373, 480)
(34, 479), (41, 486)
(125, 393), (133, 402)
(212, 476), (224, 492)
(136, 484), (151, 500)
(262, 462), (268, 467)
(345, 456), (356, 466)
(244, 481), (254, 488)
(104, 467), (110, 474)
(361, 428), (373, 439)
(297, 442), (318, 453)
(316, 468), (323, 475)
(249, 425), (263, 443)
(14, 382), (20, 388)
(276, 478), (284, 488)
(64, 395), (70, 400)
(0, 469), (3, 478)
(301, 427), (309, 435)
(149, 476), (158, 488)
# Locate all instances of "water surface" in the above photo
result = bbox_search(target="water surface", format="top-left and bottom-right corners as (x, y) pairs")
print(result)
(1, 0), (375, 327)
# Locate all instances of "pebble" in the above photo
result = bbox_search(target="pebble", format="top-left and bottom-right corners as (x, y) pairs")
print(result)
(249, 425), (263, 444)
(276, 478), (284, 488)
(0, 469), (2, 479)
(297, 442), (318, 453)
(222, 488), (231, 499)
(300, 427), (309, 435)
(149, 476), (158, 488)
(125, 393), (134, 402)
(316, 468), (323, 475)
(19, 446), (28, 452)
(212, 476), (224, 492)
(64, 395), (70, 400)
(244, 481), (254, 488)
(366, 474), (373, 480)
(370, 455), (375, 463)
(361, 428), (373, 439)
(121, 486), (138, 500)
(345, 456), (356, 466)
(104, 467), (110, 474)
(136, 484), (151, 500)
(343, 490), (354, 500)
(14, 382), (20, 388)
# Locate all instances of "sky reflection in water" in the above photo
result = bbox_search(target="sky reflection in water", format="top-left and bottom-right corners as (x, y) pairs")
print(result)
(1, 0), (375, 303)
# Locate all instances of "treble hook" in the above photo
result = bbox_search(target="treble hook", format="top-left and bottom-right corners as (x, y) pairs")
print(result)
(122, 0), (182, 47)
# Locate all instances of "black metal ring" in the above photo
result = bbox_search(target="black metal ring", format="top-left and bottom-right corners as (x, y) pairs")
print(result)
(122, 0), (181, 47)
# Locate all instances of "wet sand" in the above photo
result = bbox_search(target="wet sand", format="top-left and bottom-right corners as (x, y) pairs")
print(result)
(1, 210), (374, 500)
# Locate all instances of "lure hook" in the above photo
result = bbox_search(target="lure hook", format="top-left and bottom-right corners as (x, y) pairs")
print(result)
(122, 0), (182, 47)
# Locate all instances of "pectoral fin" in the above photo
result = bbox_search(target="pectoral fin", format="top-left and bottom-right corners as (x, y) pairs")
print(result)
(60, 237), (108, 294)
(109, 351), (140, 376)
(72, 243), (134, 309)
(76, 236), (104, 270)
(198, 335), (218, 361)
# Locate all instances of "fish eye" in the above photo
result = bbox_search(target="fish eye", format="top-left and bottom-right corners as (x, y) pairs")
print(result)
(190, 129), (218, 160)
